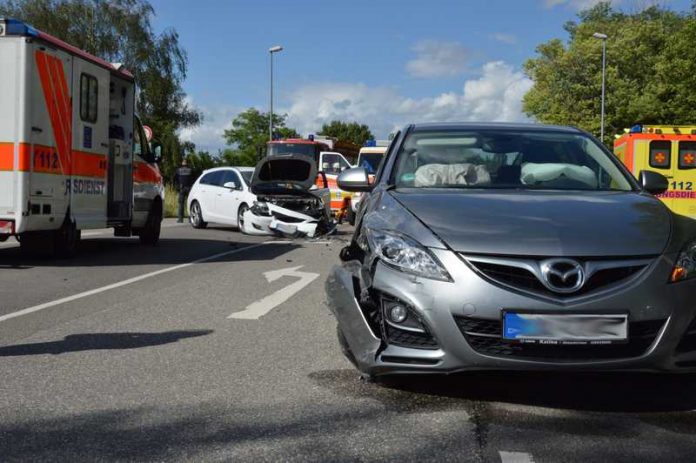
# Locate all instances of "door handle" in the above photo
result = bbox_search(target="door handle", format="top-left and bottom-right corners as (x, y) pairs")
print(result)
(31, 126), (43, 133)
(101, 142), (109, 148)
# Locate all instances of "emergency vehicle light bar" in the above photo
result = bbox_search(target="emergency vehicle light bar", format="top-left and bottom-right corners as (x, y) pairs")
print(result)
(0, 18), (39, 37)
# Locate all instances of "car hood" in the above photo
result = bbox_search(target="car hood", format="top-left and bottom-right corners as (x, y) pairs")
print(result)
(391, 189), (672, 257)
(250, 154), (318, 196)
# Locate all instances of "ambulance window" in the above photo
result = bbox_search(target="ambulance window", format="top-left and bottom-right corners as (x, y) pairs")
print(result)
(80, 73), (98, 123)
(678, 141), (696, 169)
(133, 124), (143, 157)
(649, 141), (671, 169)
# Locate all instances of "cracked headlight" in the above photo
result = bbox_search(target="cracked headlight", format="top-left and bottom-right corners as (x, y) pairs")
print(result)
(251, 201), (270, 216)
(365, 228), (451, 281)
(671, 240), (696, 282)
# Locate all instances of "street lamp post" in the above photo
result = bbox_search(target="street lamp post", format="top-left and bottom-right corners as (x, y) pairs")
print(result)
(269, 45), (283, 141)
(592, 32), (608, 143)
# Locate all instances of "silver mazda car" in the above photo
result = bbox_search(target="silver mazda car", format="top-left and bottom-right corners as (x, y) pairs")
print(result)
(326, 122), (696, 379)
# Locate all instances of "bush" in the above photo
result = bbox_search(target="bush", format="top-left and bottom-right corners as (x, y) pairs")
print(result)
(164, 184), (186, 218)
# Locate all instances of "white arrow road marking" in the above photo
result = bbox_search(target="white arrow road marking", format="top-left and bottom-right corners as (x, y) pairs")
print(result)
(228, 266), (319, 320)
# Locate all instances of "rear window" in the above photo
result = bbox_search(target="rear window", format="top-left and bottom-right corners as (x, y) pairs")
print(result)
(649, 141), (671, 169)
(678, 141), (696, 169)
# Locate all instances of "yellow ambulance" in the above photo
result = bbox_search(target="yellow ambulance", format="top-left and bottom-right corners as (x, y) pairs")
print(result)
(614, 125), (696, 219)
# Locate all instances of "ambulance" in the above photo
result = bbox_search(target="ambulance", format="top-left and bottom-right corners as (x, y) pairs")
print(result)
(614, 124), (696, 219)
(0, 19), (164, 256)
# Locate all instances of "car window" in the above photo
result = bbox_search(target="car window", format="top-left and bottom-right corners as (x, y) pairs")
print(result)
(220, 170), (241, 188)
(200, 171), (223, 186)
(678, 141), (696, 169)
(322, 154), (345, 175)
(650, 140), (671, 170)
(392, 130), (634, 191)
(240, 170), (254, 185)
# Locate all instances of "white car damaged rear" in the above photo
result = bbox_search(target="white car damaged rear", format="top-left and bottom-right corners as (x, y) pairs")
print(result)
(243, 154), (334, 238)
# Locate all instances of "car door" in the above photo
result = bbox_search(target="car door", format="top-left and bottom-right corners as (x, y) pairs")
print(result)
(196, 171), (222, 220)
(214, 169), (242, 224)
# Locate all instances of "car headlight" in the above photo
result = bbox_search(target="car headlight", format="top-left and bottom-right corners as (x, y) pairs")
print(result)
(671, 241), (696, 282)
(365, 228), (451, 281)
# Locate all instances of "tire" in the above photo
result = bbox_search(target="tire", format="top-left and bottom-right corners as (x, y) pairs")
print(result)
(139, 200), (162, 245)
(189, 200), (207, 229)
(237, 203), (249, 234)
(347, 207), (356, 226)
(53, 215), (80, 258)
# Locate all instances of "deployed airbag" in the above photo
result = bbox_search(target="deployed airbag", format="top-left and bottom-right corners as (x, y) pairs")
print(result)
(521, 163), (597, 188)
(414, 163), (491, 187)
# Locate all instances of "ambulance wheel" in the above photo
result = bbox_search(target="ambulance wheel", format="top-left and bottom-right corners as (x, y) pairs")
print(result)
(54, 216), (80, 258)
(237, 203), (249, 234)
(139, 201), (162, 245)
(189, 201), (207, 229)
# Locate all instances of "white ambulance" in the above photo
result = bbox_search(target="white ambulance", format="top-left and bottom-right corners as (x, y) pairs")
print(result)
(0, 19), (164, 256)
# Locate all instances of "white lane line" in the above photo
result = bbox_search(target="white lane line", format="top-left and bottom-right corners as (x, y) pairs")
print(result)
(0, 242), (273, 323)
(499, 451), (535, 463)
(228, 266), (319, 320)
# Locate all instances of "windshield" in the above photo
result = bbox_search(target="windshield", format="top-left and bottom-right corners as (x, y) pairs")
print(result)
(358, 153), (383, 174)
(240, 170), (253, 185)
(392, 130), (634, 191)
(268, 143), (319, 158)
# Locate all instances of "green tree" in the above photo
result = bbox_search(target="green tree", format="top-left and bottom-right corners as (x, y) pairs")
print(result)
(223, 108), (299, 166)
(523, 2), (694, 145)
(0, 0), (201, 180)
(319, 120), (374, 146)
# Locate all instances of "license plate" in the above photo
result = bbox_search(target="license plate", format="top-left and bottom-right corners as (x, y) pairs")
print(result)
(502, 312), (628, 345)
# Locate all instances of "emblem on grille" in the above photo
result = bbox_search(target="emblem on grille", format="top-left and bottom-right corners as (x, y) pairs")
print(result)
(540, 258), (585, 293)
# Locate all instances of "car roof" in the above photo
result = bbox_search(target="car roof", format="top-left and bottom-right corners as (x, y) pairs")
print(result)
(411, 122), (584, 134)
(202, 166), (254, 174)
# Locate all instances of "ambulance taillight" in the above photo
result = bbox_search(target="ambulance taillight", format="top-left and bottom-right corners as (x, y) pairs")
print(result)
(0, 220), (14, 235)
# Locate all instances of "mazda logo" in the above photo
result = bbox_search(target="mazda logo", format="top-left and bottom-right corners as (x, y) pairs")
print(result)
(540, 258), (585, 293)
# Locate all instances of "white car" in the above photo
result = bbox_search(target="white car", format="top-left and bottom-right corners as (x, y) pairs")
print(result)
(187, 167), (255, 231)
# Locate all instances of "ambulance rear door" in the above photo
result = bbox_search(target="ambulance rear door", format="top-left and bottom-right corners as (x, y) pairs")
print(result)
(673, 140), (696, 218)
(0, 36), (23, 219)
(29, 43), (74, 229)
(70, 56), (109, 228)
(641, 138), (674, 211)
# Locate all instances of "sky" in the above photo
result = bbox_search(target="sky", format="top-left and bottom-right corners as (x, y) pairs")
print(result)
(148, 0), (692, 152)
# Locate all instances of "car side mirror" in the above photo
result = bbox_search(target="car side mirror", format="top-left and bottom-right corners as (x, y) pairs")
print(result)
(638, 170), (668, 195)
(338, 167), (373, 192)
(223, 181), (237, 190)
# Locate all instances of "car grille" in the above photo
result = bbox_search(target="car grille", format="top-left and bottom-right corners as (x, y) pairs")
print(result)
(385, 324), (438, 349)
(465, 256), (650, 298)
(676, 317), (696, 354)
(454, 315), (664, 362)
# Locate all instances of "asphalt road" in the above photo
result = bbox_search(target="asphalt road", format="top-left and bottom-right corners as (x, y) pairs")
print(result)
(1, 220), (696, 462)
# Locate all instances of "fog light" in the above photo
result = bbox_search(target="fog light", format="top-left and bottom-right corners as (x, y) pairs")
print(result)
(389, 304), (408, 323)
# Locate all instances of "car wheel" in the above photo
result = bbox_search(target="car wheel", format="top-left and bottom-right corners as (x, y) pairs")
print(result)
(189, 200), (207, 229)
(237, 203), (249, 234)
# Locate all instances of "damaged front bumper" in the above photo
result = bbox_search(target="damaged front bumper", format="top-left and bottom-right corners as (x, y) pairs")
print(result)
(242, 204), (320, 237)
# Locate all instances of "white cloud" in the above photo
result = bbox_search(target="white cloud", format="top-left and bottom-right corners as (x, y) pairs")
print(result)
(178, 97), (243, 152)
(406, 40), (469, 78)
(491, 33), (518, 45)
(282, 61), (533, 138)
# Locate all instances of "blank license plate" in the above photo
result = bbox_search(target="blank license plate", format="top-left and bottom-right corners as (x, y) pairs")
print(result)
(503, 312), (628, 345)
